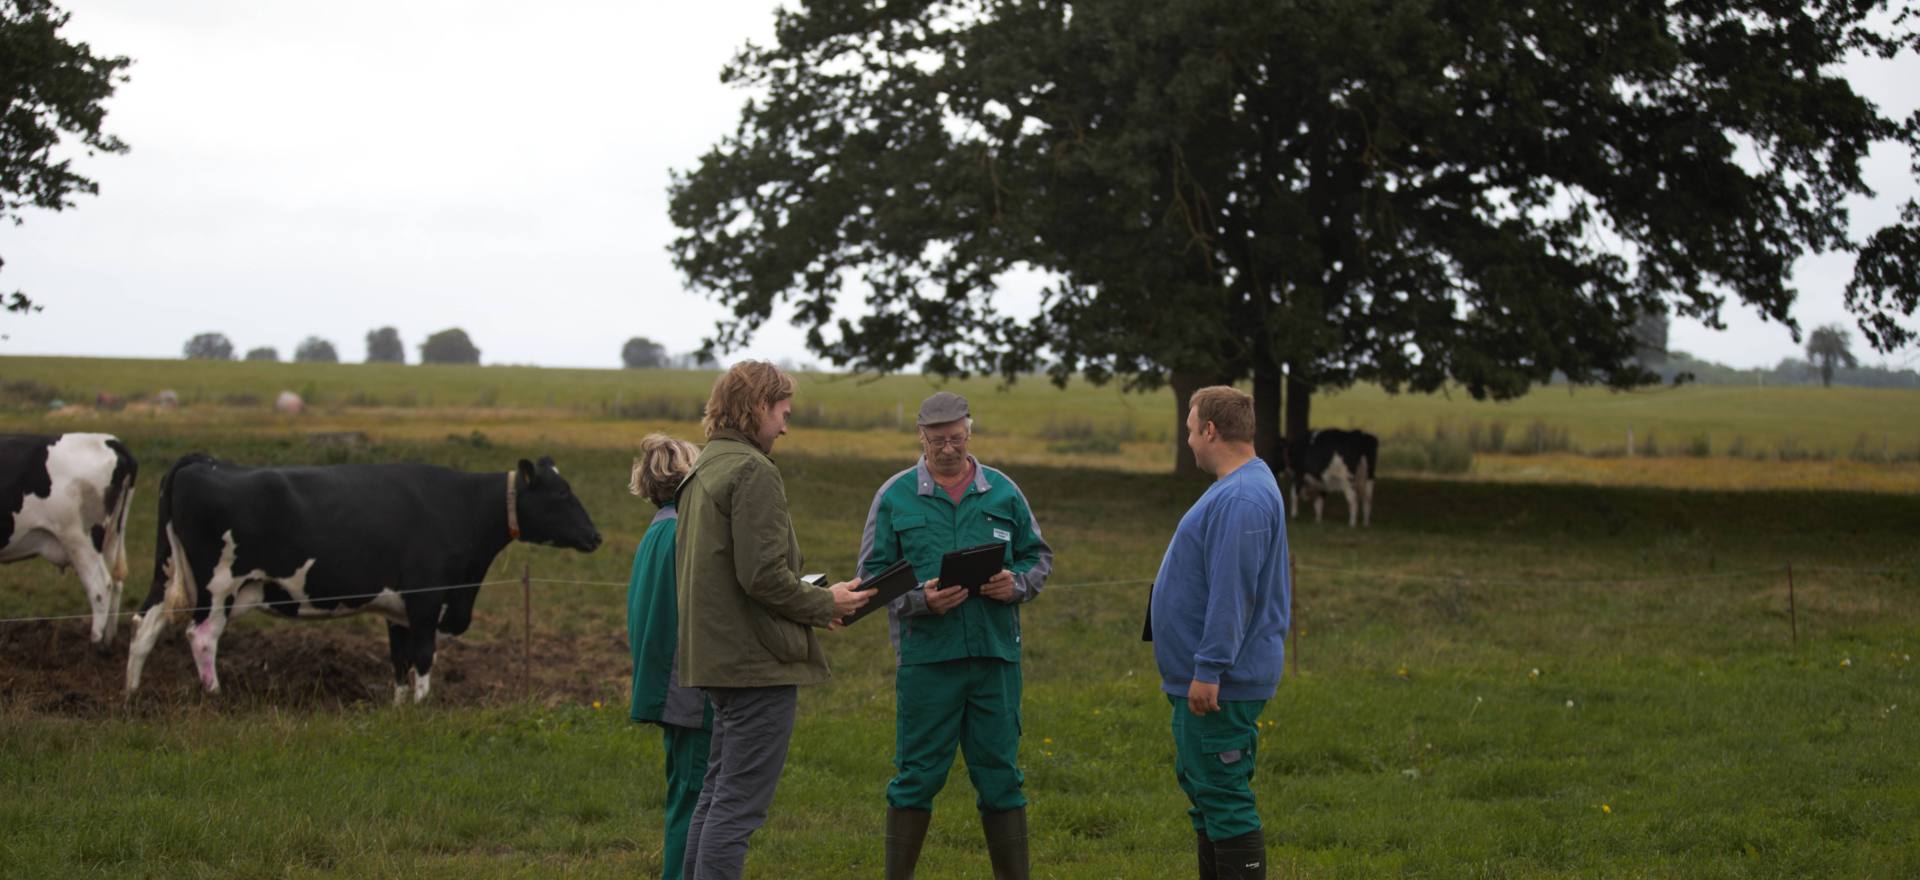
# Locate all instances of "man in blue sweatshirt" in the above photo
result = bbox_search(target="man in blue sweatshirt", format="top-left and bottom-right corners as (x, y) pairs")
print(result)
(1149, 385), (1290, 880)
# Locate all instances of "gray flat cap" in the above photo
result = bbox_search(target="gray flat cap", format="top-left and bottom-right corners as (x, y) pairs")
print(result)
(916, 391), (970, 427)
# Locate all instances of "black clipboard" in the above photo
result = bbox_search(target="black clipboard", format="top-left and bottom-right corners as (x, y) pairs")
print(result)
(940, 542), (1007, 597)
(841, 558), (919, 626)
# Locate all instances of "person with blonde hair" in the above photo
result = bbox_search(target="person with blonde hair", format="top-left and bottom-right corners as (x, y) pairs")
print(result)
(626, 433), (706, 880)
(675, 360), (874, 880)
(1148, 386), (1290, 880)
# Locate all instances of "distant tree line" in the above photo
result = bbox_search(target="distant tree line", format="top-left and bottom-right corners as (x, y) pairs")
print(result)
(622, 337), (718, 370)
(183, 328), (481, 365)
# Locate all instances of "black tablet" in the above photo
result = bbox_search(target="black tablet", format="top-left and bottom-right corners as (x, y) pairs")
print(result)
(840, 558), (920, 626)
(940, 542), (1007, 597)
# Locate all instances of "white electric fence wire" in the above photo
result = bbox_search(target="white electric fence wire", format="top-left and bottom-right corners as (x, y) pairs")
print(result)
(1, 565), (1912, 627)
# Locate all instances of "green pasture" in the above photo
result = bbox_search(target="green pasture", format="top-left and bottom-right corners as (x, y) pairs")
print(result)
(4, 355), (1920, 458)
(1, 425), (1917, 878)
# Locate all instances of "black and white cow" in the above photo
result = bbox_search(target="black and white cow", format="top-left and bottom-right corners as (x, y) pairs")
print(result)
(1285, 429), (1377, 527)
(126, 454), (601, 703)
(0, 433), (138, 644)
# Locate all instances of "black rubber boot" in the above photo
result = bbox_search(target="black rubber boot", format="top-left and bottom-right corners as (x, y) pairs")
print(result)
(1212, 828), (1266, 880)
(1197, 831), (1218, 880)
(885, 807), (932, 880)
(981, 806), (1030, 880)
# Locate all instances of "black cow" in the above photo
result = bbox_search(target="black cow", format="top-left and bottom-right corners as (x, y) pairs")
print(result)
(0, 433), (138, 644)
(1285, 429), (1377, 527)
(126, 454), (601, 702)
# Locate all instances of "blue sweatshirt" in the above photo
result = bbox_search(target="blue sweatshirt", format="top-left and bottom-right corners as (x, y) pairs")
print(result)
(1151, 456), (1291, 701)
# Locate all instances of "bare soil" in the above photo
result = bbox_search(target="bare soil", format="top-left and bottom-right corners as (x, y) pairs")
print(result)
(0, 615), (634, 717)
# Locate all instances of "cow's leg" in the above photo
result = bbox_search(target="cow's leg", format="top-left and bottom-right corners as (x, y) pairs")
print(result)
(124, 600), (170, 694)
(405, 600), (442, 705)
(1289, 484), (1300, 520)
(69, 539), (117, 646)
(1343, 482), (1359, 528)
(188, 567), (244, 694)
(1313, 494), (1324, 523)
(387, 623), (413, 706)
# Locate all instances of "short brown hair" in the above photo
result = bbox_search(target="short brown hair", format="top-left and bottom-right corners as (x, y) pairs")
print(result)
(632, 433), (699, 504)
(701, 360), (797, 438)
(1190, 386), (1255, 444)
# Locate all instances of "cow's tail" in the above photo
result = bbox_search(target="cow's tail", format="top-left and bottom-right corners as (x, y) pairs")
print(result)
(139, 453), (215, 627)
(101, 439), (138, 583)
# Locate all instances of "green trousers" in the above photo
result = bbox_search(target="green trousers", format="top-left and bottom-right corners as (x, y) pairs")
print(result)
(660, 723), (712, 880)
(1166, 693), (1266, 840)
(888, 657), (1026, 813)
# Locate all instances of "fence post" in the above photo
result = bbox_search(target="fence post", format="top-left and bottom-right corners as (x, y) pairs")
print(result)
(523, 564), (533, 699)
(1289, 555), (1299, 675)
(1785, 561), (1797, 649)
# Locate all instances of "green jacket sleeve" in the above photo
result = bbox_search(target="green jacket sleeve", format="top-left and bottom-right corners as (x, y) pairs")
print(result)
(729, 458), (835, 627)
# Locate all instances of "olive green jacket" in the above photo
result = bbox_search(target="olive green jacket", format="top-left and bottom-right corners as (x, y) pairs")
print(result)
(675, 429), (836, 688)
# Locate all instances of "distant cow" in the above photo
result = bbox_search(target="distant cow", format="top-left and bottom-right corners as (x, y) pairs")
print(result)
(0, 433), (138, 643)
(1285, 429), (1377, 527)
(126, 455), (601, 703)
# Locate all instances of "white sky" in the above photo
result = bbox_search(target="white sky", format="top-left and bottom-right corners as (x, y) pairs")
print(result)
(0, 0), (1914, 370)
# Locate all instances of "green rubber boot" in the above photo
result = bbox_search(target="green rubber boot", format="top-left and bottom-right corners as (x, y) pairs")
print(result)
(885, 807), (932, 880)
(1212, 828), (1266, 880)
(981, 806), (1029, 880)
(1196, 831), (1218, 880)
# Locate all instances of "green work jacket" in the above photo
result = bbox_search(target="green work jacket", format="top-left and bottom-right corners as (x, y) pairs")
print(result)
(628, 503), (712, 730)
(675, 430), (836, 688)
(857, 456), (1052, 666)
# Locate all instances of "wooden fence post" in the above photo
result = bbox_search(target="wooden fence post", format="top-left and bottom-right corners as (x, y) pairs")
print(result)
(1289, 555), (1299, 675)
(523, 564), (533, 698)
(1785, 561), (1797, 648)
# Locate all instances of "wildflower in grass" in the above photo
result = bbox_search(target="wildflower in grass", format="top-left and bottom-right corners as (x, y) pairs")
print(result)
(1566, 700), (1574, 708)
(1398, 668), (1407, 675)
(592, 702), (601, 709)
(1603, 805), (1611, 813)
(1842, 658), (1852, 666)
(1530, 668), (1540, 679)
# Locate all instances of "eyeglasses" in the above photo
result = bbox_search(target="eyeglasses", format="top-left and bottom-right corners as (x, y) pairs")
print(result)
(922, 434), (970, 450)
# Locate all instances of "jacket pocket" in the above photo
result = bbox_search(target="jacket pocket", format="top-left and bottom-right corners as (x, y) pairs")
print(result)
(749, 601), (810, 663)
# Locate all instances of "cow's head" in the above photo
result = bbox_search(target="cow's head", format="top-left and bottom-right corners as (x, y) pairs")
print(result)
(514, 456), (602, 552)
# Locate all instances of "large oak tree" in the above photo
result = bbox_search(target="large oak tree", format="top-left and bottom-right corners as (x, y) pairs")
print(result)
(670, 0), (1920, 474)
(1, 0), (130, 313)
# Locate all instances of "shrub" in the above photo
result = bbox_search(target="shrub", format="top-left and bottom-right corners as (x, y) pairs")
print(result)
(244, 346), (279, 362)
(183, 333), (234, 360)
(420, 329), (480, 365)
(365, 327), (405, 363)
(295, 337), (339, 363)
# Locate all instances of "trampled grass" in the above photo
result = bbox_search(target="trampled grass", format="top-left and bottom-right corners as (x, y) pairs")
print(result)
(0, 410), (1916, 877)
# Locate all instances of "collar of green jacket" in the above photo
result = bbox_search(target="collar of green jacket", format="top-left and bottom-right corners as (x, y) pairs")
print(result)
(707, 426), (771, 457)
(916, 455), (991, 497)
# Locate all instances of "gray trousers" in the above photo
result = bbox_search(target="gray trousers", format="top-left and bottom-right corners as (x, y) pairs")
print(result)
(683, 684), (798, 880)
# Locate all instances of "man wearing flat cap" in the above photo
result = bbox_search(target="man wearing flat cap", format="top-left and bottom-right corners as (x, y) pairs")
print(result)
(857, 391), (1053, 880)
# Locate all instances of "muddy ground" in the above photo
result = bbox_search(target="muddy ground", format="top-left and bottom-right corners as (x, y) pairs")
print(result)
(0, 614), (634, 716)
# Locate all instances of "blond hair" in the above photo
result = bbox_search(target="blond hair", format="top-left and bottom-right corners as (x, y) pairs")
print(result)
(701, 360), (797, 439)
(1190, 386), (1255, 445)
(631, 434), (700, 505)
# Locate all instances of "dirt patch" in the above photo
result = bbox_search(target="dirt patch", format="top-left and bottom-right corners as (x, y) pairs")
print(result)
(0, 617), (634, 717)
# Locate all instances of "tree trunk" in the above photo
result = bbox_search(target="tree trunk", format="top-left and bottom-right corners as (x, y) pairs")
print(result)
(1285, 362), (1313, 447)
(1252, 357), (1284, 479)
(1171, 369), (1233, 476)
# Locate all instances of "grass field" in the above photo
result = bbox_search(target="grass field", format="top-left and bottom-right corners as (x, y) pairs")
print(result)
(0, 359), (1916, 878)
(6, 355), (1920, 461)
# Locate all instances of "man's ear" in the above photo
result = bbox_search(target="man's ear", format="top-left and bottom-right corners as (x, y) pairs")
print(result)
(518, 458), (539, 487)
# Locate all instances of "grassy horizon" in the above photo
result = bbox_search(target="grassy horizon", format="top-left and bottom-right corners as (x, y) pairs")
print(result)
(5, 355), (1920, 462)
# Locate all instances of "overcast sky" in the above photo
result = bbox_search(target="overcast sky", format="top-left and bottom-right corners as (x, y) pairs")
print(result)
(2, 1), (1914, 371)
